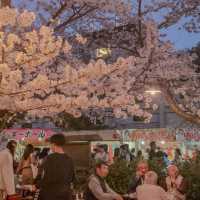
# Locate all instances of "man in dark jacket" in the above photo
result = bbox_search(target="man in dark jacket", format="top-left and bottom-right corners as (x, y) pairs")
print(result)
(36, 134), (74, 200)
(128, 160), (149, 193)
(85, 160), (123, 200)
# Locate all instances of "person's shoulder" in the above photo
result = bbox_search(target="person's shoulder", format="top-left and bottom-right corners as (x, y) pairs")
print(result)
(44, 153), (57, 162)
(149, 184), (166, 193)
(88, 174), (99, 184)
(0, 149), (10, 157)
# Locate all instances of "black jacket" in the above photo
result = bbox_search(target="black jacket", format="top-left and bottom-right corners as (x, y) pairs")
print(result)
(128, 176), (143, 193)
(36, 153), (75, 200)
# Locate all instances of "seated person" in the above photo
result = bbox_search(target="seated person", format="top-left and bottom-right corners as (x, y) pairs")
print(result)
(165, 165), (186, 200)
(84, 160), (123, 200)
(136, 171), (168, 200)
(128, 160), (149, 193)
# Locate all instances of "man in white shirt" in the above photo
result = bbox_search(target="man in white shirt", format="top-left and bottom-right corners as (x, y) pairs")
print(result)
(0, 140), (17, 200)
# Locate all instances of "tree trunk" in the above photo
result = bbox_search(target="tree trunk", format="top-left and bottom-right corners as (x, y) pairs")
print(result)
(159, 83), (200, 125)
(1, 0), (11, 7)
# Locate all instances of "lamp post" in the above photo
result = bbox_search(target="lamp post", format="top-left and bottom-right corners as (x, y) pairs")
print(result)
(145, 89), (161, 95)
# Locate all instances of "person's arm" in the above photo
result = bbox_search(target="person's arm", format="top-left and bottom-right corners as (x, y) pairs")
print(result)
(177, 178), (187, 194)
(159, 187), (169, 200)
(2, 153), (15, 195)
(16, 159), (23, 174)
(175, 179), (186, 200)
(34, 159), (45, 188)
(88, 177), (122, 200)
(174, 191), (186, 200)
(128, 175), (141, 193)
(105, 182), (119, 196)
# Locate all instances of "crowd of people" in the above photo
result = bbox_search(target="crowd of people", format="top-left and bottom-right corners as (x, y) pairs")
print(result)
(0, 136), (198, 200)
(92, 141), (190, 166)
(89, 141), (189, 200)
(0, 134), (74, 200)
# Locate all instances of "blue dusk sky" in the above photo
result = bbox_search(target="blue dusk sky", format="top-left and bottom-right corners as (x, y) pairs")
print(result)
(160, 21), (200, 50)
(13, 0), (200, 50)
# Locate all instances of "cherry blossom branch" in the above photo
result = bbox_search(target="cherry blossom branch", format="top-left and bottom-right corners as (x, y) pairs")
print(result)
(54, 4), (96, 32)
(137, 0), (143, 47)
(159, 80), (200, 125)
(1, 0), (11, 7)
(23, 103), (61, 112)
(47, 2), (68, 26)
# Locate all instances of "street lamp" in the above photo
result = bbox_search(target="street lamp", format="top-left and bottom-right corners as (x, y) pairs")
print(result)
(145, 89), (161, 95)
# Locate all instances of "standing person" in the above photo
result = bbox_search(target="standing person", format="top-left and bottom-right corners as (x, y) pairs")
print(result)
(128, 160), (149, 193)
(0, 140), (17, 200)
(130, 148), (136, 161)
(84, 160), (123, 200)
(165, 165), (186, 200)
(17, 144), (35, 184)
(136, 151), (144, 161)
(34, 148), (50, 186)
(143, 148), (150, 160)
(94, 144), (109, 162)
(38, 148), (50, 166)
(113, 148), (120, 161)
(36, 134), (75, 200)
(149, 141), (157, 160)
(173, 149), (182, 165)
(136, 171), (168, 200)
(119, 144), (131, 162)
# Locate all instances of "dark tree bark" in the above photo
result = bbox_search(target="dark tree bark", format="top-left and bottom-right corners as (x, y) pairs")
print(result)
(1, 0), (11, 7)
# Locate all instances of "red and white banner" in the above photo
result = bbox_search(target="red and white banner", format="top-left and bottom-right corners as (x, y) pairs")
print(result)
(2, 128), (56, 141)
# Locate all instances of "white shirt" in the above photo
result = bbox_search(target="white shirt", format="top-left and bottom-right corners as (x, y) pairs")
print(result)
(137, 184), (168, 200)
(0, 148), (15, 195)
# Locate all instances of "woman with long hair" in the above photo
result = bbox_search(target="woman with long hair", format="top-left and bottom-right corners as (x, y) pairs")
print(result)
(17, 144), (35, 184)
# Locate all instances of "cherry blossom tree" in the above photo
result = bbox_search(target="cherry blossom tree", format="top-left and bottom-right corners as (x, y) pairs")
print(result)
(0, 7), (160, 123)
(143, 0), (200, 32)
(0, 2), (199, 126)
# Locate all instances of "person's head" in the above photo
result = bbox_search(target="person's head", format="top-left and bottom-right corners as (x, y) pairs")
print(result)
(49, 134), (66, 153)
(124, 144), (129, 151)
(7, 140), (17, 157)
(150, 141), (156, 150)
(144, 171), (158, 185)
(131, 148), (135, 153)
(175, 148), (181, 156)
(167, 165), (179, 178)
(137, 160), (149, 176)
(157, 147), (161, 151)
(114, 148), (120, 157)
(95, 160), (109, 178)
(96, 145), (105, 153)
(137, 150), (142, 157)
(23, 144), (34, 160)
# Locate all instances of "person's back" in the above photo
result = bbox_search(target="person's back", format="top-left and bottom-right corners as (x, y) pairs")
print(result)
(137, 184), (168, 200)
(40, 153), (74, 192)
(36, 134), (75, 200)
